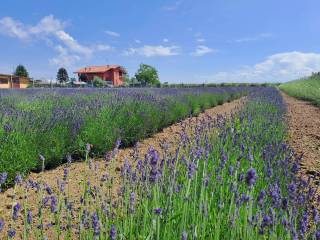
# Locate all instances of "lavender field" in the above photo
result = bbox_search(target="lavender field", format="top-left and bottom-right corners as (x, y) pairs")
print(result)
(0, 87), (245, 184)
(0, 87), (319, 239)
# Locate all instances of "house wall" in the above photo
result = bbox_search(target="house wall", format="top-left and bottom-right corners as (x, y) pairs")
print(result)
(19, 77), (31, 88)
(110, 69), (124, 86)
(0, 83), (10, 88)
(0, 75), (31, 88)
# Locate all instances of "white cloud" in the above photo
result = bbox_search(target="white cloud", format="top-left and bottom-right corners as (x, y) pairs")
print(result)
(234, 33), (273, 43)
(0, 17), (30, 39)
(29, 15), (66, 35)
(196, 38), (206, 43)
(135, 39), (141, 44)
(49, 45), (80, 67)
(105, 30), (120, 37)
(163, 38), (169, 43)
(95, 44), (112, 51)
(124, 45), (180, 57)
(54, 30), (93, 57)
(191, 45), (215, 57)
(0, 15), (112, 66)
(200, 51), (320, 83)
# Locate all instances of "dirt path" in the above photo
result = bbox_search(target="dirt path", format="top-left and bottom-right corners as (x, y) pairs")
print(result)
(0, 97), (245, 238)
(282, 93), (320, 184)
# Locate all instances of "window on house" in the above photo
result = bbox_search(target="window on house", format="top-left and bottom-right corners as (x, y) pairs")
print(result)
(0, 78), (8, 84)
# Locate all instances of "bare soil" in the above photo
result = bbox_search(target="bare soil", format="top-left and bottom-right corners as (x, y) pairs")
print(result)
(282, 93), (320, 186)
(0, 97), (245, 239)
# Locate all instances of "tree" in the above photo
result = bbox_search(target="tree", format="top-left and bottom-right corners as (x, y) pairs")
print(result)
(134, 64), (160, 86)
(14, 65), (29, 78)
(56, 68), (69, 84)
(123, 74), (131, 86)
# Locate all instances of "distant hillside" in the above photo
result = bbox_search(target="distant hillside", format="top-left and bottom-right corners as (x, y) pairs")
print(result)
(279, 74), (320, 106)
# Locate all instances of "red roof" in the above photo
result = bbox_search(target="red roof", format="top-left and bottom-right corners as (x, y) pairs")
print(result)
(75, 65), (125, 74)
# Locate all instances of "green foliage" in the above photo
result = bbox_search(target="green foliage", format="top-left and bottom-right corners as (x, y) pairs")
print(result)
(135, 64), (160, 86)
(92, 76), (106, 87)
(279, 75), (320, 106)
(56, 68), (69, 83)
(14, 65), (29, 77)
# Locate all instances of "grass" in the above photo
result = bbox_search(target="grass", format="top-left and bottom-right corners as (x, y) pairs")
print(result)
(279, 74), (320, 106)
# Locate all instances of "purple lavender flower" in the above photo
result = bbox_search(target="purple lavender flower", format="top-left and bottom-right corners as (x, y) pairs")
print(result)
(0, 172), (8, 185)
(261, 215), (272, 228)
(81, 210), (90, 229)
(245, 168), (257, 187)
(0, 219), (4, 233)
(86, 143), (91, 152)
(182, 231), (188, 240)
(27, 210), (33, 224)
(42, 196), (50, 207)
(14, 174), (22, 185)
(229, 166), (234, 176)
(7, 229), (16, 238)
(91, 212), (100, 237)
(12, 203), (21, 221)
(115, 139), (121, 149)
(149, 168), (159, 183)
(129, 192), (135, 213)
(281, 217), (288, 227)
(63, 168), (68, 181)
(50, 196), (58, 213)
(154, 208), (162, 215)
(110, 225), (117, 240)
(238, 173), (244, 182)
(187, 162), (196, 179)
(45, 184), (53, 195)
(315, 231), (320, 240)
(257, 190), (266, 205)
(67, 155), (72, 165)
(314, 208), (320, 224)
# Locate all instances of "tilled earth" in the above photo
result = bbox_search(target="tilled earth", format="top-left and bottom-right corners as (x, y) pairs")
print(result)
(282, 93), (320, 187)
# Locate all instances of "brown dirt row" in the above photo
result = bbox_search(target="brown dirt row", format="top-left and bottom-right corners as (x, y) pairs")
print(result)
(281, 92), (320, 188)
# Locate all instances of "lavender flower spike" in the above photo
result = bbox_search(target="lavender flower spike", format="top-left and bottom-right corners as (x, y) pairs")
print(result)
(246, 168), (257, 187)
(0, 219), (4, 233)
(110, 224), (117, 240)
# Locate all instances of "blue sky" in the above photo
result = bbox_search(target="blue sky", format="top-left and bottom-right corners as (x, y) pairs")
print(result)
(1, 0), (320, 83)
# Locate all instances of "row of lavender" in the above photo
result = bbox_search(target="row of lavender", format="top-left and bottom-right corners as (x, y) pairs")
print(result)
(0, 87), (318, 239)
(0, 87), (246, 184)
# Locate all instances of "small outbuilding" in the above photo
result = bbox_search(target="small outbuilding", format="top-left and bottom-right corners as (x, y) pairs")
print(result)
(0, 74), (31, 88)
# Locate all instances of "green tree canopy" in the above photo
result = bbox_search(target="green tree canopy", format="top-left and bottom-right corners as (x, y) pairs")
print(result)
(56, 68), (69, 83)
(14, 65), (29, 78)
(134, 64), (160, 86)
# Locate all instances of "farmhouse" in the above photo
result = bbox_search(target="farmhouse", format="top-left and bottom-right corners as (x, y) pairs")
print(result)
(0, 74), (31, 89)
(74, 65), (126, 87)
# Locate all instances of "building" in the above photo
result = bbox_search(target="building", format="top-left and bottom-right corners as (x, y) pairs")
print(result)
(0, 74), (31, 89)
(74, 65), (126, 87)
